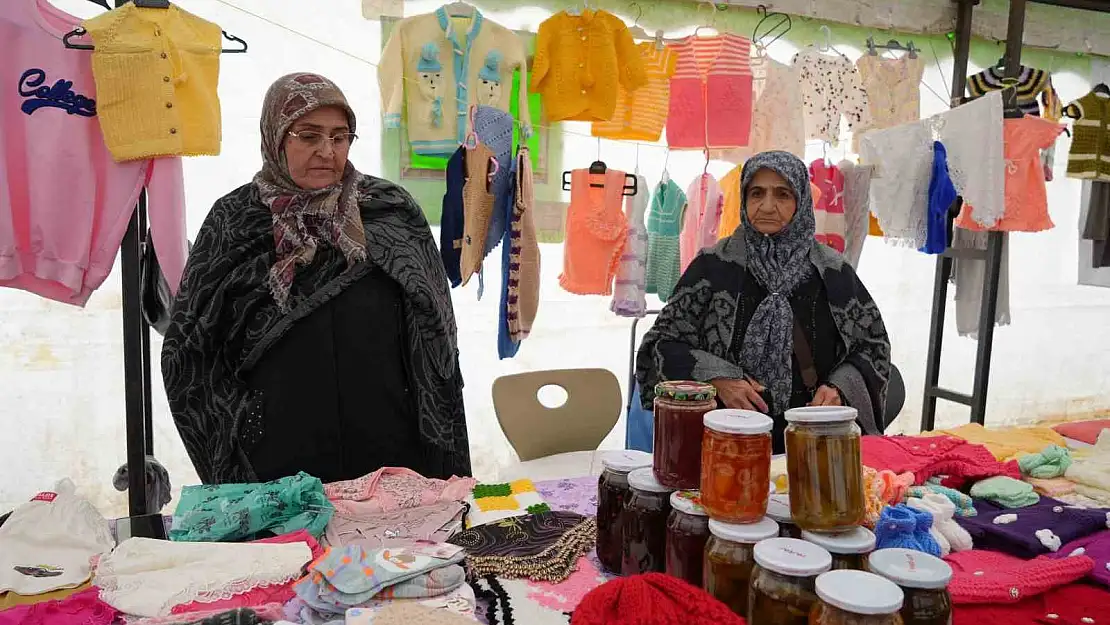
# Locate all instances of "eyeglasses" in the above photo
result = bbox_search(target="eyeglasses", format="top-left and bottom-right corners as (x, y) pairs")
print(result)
(287, 130), (358, 150)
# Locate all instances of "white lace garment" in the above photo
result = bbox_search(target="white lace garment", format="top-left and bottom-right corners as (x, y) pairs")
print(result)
(94, 537), (312, 617)
(934, 90), (1006, 229)
(859, 119), (934, 248)
(838, 160), (875, 268)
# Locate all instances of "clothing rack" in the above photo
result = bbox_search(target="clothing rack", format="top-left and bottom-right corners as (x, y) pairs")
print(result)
(921, 0), (1110, 430)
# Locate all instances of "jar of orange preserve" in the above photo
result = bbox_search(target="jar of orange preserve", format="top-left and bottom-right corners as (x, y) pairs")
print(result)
(700, 409), (774, 523)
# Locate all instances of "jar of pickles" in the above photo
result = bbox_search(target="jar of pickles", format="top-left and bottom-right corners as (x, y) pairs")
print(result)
(700, 409), (774, 523)
(596, 450), (653, 574)
(867, 548), (953, 625)
(767, 494), (801, 538)
(653, 381), (717, 490)
(665, 491), (709, 586)
(704, 517), (780, 617)
(811, 569), (905, 625)
(801, 527), (876, 571)
(749, 537), (832, 625)
(784, 407), (865, 532)
(621, 467), (675, 576)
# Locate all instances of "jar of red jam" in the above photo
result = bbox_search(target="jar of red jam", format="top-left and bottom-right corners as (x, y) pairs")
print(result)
(701, 409), (773, 523)
(704, 516), (780, 617)
(665, 491), (710, 586)
(802, 526), (876, 571)
(653, 381), (717, 490)
(596, 450), (653, 574)
(622, 467), (675, 576)
(867, 548), (952, 625)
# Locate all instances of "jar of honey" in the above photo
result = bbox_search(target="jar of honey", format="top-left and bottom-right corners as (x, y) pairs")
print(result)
(810, 569), (905, 625)
(749, 537), (832, 625)
(700, 409), (774, 523)
(665, 491), (709, 586)
(767, 494), (801, 538)
(784, 407), (865, 532)
(867, 548), (952, 625)
(653, 381), (717, 490)
(802, 527), (876, 571)
(596, 450), (653, 574)
(621, 467), (675, 576)
(704, 517), (780, 617)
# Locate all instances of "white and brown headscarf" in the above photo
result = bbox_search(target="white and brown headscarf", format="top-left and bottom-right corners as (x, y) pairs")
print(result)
(253, 72), (367, 310)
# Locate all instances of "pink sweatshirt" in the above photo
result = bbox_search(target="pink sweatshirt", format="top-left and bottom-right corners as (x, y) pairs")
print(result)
(0, 0), (187, 307)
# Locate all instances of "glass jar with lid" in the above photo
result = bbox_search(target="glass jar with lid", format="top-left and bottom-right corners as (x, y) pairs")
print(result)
(867, 548), (952, 625)
(767, 494), (801, 539)
(802, 527), (876, 571)
(749, 537), (832, 625)
(704, 516), (780, 617)
(811, 569), (905, 625)
(784, 406), (865, 532)
(653, 381), (717, 490)
(596, 450), (653, 573)
(700, 409), (774, 523)
(665, 491), (710, 585)
(621, 467), (675, 576)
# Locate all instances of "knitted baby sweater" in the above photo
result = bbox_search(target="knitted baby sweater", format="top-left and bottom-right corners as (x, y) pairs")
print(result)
(1065, 90), (1110, 181)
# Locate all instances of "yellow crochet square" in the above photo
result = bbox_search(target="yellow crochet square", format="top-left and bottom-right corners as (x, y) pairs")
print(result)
(474, 495), (519, 512)
(509, 479), (536, 495)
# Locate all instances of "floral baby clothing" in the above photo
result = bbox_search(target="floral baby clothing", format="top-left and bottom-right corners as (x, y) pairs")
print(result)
(170, 472), (333, 541)
(792, 47), (871, 143)
(679, 174), (722, 273)
(610, 174), (650, 318)
(644, 178), (686, 301)
(465, 479), (550, 527)
(809, 160), (846, 253)
(324, 467), (476, 516)
(324, 501), (466, 549)
(853, 54), (925, 152)
(744, 56), (805, 158)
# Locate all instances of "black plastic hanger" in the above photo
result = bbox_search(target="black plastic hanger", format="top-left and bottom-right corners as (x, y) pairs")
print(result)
(1093, 83), (1110, 96)
(86, 0), (111, 9)
(63, 19), (248, 53)
(133, 0), (170, 7)
(752, 5), (790, 52)
(561, 163), (638, 196)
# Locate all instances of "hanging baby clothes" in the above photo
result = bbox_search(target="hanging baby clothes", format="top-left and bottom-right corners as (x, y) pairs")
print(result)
(741, 55), (805, 158)
(83, 2), (223, 161)
(922, 142), (958, 254)
(716, 165), (743, 241)
(530, 9), (647, 122)
(679, 174), (722, 272)
(950, 228), (1011, 338)
(967, 65), (1059, 180)
(1, 0), (188, 306)
(955, 115), (1066, 232)
(667, 33), (754, 150)
(839, 161), (874, 268)
(504, 147), (540, 344)
(439, 147), (466, 287)
(591, 43), (675, 141)
(792, 47), (871, 143)
(1065, 90), (1110, 181)
(473, 106), (515, 257)
(1081, 182), (1110, 277)
(459, 143), (498, 287)
(379, 7), (530, 156)
(853, 54), (925, 152)
(809, 160), (846, 253)
(859, 120), (933, 248)
(559, 169), (629, 295)
(611, 174), (650, 317)
(935, 90), (1006, 229)
(645, 177), (686, 301)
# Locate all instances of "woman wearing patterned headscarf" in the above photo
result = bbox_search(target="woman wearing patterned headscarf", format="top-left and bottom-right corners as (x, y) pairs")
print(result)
(636, 151), (891, 452)
(162, 73), (470, 484)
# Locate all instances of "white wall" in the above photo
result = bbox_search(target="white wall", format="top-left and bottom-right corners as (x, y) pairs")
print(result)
(2, 0), (1108, 517)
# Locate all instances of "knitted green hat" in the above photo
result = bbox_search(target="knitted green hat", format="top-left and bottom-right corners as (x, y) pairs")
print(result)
(969, 476), (1040, 509)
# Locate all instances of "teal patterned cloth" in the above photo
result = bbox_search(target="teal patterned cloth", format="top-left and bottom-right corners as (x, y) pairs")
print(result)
(169, 471), (333, 542)
(645, 178), (686, 301)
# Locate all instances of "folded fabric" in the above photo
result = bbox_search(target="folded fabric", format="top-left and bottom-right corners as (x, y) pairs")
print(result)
(170, 472), (333, 541)
(0, 582), (89, 611)
(906, 480), (977, 517)
(908, 493), (974, 554)
(1056, 492), (1109, 509)
(1074, 483), (1110, 506)
(324, 467), (476, 515)
(862, 435), (1021, 488)
(359, 602), (478, 625)
(1065, 430), (1110, 494)
(874, 504), (942, 557)
(337, 581), (476, 624)
(955, 496), (1110, 558)
(944, 549), (1093, 604)
(129, 603), (285, 625)
(0, 587), (116, 625)
(1018, 444), (1073, 478)
(0, 479), (116, 596)
(94, 537), (313, 617)
(951, 580), (1110, 625)
(449, 511), (596, 582)
(465, 479), (551, 528)
(325, 501), (465, 550)
(970, 476), (1041, 508)
(571, 573), (746, 625)
(1053, 418), (1110, 445)
(1026, 476), (1077, 497)
(937, 423), (1068, 462)
(293, 544), (465, 616)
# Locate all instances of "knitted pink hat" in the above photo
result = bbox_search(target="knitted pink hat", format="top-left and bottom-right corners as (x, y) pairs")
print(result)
(944, 549), (1094, 604)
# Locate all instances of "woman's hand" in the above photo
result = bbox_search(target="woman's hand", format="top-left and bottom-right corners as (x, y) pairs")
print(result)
(810, 384), (842, 407)
(710, 378), (769, 413)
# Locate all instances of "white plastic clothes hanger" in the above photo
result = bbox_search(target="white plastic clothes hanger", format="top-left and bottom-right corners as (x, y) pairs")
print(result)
(693, 0), (720, 38)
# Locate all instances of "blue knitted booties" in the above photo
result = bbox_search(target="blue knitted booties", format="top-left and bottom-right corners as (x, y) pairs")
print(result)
(874, 504), (942, 557)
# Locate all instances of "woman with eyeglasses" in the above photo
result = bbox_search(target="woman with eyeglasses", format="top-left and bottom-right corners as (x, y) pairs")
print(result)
(162, 73), (470, 485)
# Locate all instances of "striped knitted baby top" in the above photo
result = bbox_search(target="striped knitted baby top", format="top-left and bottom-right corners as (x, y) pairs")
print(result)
(1065, 90), (1110, 181)
(666, 33), (753, 150)
(967, 65), (1053, 116)
(591, 43), (676, 142)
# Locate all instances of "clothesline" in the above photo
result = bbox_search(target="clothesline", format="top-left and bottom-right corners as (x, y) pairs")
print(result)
(211, 0), (953, 155)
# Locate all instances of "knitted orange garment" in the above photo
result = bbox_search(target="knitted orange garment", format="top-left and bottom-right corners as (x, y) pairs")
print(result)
(559, 169), (628, 295)
(459, 143), (497, 287)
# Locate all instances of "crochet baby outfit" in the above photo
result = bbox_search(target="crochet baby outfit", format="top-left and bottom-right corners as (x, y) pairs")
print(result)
(666, 33), (754, 150)
(324, 466), (476, 516)
(853, 54), (924, 152)
(810, 159), (846, 252)
(955, 495), (1110, 558)
(611, 174), (650, 317)
(459, 142), (499, 288)
(861, 435), (1022, 488)
(938, 422), (1068, 462)
(500, 147), (541, 353)
(951, 581), (1110, 625)
(743, 55), (805, 158)
(439, 147), (466, 287)
(679, 174), (722, 273)
(644, 178), (686, 301)
(943, 549), (1093, 604)
(1066, 91), (1110, 181)
(970, 476), (1041, 508)
(1048, 529), (1110, 588)
(907, 493), (974, 555)
(1019, 445), (1073, 479)
(792, 47), (870, 143)
(559, 168), (629, 295)
(591, 43), (675, 141)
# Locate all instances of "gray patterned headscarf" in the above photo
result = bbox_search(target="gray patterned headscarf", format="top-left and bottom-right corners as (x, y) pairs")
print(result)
(738, 151), (818, 413)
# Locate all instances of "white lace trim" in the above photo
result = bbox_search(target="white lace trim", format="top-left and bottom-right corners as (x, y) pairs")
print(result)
(93, 537), (312, 618)
(934, 91), (1006, 229)
(859, 120), (933, 248)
